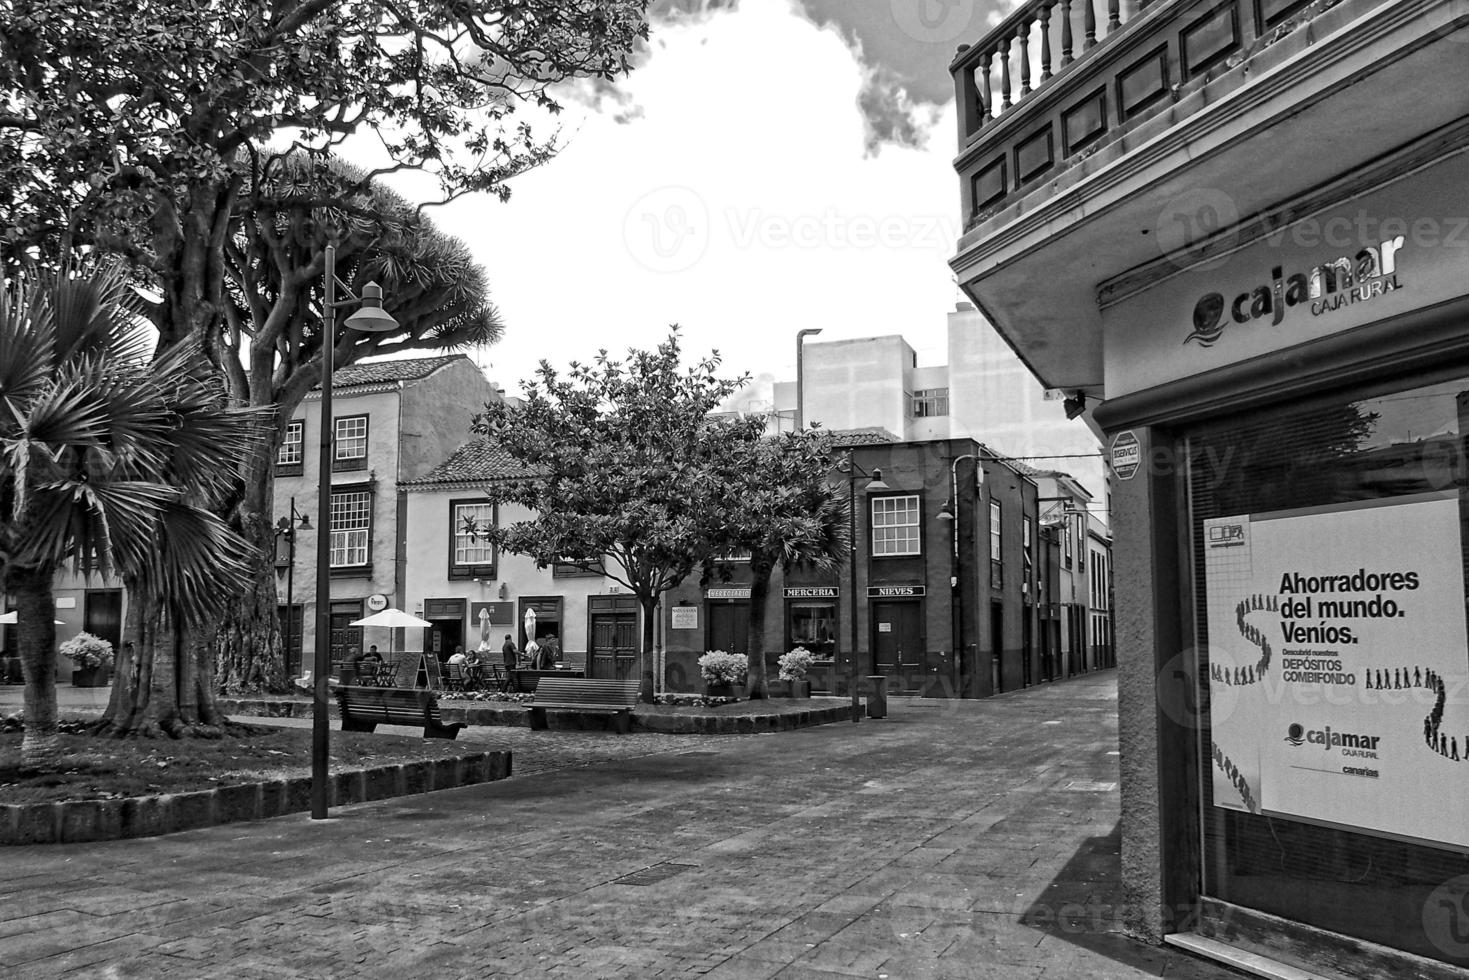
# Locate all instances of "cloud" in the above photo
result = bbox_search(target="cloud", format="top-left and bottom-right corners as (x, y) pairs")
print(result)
(791, 0), (1011, 152)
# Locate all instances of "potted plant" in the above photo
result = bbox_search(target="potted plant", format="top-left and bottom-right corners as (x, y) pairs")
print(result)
(60, 632), (115, 688)
(698, 650), (747, 699)
(778, 647), (815, 698)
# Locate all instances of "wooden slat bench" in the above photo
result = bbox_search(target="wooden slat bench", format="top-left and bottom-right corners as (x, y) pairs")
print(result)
(528, 678), (641, 734)
(335, 687), (465, 740)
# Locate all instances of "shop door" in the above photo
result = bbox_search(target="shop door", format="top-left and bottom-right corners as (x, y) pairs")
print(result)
(991, 602), (1006, 694)
(83, 590), (122, 655)
(329, 613), (362, 665)
(871, 601), (922, 687)
(277, 604), (304, 677)
(706, 602), (749, 656)
(589, 613), (637, 680)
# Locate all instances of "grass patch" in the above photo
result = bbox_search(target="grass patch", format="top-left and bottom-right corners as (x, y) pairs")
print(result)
(0, 719), (478, 805)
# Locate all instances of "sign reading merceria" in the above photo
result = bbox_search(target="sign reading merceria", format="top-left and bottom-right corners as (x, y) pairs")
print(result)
(1186, 235), (1406, 347)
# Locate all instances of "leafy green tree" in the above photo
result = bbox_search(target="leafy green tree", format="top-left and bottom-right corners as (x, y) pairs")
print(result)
(210, 153), (503, 694)
(469, 333), (765, 693)
(0, 1), (648, 344)
(1, 1), (646, 693)
(0, 265), (259, 765)
(715, 431), (850, 698)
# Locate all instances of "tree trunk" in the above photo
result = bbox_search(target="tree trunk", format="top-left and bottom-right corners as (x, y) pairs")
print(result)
(13, 568), (63, 769)
(93, 583), (233, 739)
(212, 442), (289, 694)
(745, 556), (775, 700)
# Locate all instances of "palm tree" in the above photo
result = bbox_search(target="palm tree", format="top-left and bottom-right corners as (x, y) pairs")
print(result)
(0, 264), (259, 767)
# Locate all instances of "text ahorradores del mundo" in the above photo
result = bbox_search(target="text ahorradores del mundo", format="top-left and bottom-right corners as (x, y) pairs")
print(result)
(1277, 569), (1421, 645)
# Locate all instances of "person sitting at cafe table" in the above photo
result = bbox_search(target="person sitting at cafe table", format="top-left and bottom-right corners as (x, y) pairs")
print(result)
(538, 633), (560, 669)
(447, 645), (467, 665)
(464, 647), (482, 667)
(357, 645), (383, 667)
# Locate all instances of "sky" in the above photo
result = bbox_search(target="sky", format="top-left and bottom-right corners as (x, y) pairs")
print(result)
(375, 0), (1017, 397)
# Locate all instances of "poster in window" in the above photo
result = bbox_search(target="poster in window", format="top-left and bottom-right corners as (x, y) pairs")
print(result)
(1204, 492), (1469, 849)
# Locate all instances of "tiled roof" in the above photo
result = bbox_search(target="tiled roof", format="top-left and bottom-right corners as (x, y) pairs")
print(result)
(827, 427), (901, 448)
(403, 440), (539, 487)
(315, 354), (467, 390)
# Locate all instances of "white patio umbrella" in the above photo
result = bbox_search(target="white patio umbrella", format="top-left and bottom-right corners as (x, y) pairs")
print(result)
(0, 611), (65, 625)
(348, 608), (433, 659)
(476, 607), (493, 652)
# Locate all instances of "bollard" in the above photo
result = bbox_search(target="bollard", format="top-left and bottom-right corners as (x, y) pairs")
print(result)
(865, 675), (887, 719)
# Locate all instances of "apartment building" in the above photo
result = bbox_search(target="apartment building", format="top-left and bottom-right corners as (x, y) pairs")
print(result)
(947, 0), (1469, 973)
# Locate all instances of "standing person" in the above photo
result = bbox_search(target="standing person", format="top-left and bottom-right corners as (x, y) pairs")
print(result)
(501, 634), (518, 669)
(539, 633), (560, 669)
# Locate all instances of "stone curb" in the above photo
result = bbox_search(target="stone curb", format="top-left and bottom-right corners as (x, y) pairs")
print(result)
(0, 750), (511, 846)
(218, 697), (859, 734)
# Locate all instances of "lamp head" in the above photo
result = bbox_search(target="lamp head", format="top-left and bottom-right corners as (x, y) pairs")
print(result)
(865, 468), (889, 492)
(344, 282), (399, 333)
(297, 514), (311, 530)
(937, 501), (954, 523)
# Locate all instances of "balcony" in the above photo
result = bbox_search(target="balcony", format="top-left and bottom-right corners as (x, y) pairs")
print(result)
(949, 0), (1469, 398)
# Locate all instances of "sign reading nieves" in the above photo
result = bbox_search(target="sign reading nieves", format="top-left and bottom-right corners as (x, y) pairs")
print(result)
(867, 586), (925, 597)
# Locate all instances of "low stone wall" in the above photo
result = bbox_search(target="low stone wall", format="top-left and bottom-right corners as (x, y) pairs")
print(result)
(220, 697), (858, 734)
(1, 751), (511, 846)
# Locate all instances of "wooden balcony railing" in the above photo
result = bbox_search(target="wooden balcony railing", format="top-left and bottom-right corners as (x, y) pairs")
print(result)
(951, 0), (1342, 228)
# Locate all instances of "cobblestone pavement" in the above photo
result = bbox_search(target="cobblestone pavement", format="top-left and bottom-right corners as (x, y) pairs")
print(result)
(0, 673), (1244, 979)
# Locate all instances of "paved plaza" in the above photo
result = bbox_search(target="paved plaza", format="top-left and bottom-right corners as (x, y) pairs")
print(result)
(0, 674), (1242, 979)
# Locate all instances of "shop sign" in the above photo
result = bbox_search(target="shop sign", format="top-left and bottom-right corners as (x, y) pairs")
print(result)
(470, 601), (513, 624)
(867, 586), (925, 597)
(366, 593), (388, 612)
(1101, 151), (1469, 398)
(877, 622), (892, 632)
(707, 587), (751, 600)
(784, 587), (839, 598)
(1203, 492), (1469, 849)
(1111, 431), (1141, 481)
(671, 606), (698, 630)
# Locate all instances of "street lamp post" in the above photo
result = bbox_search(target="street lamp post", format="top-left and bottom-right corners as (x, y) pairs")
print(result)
(312, 243), (399, 820)
(795, 328), (822, 431)
(841, 453), (887, 716)
(274, 498), (311, 678)
(938, 453), (983, 697)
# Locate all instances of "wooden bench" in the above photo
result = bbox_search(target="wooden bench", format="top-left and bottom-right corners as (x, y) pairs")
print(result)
(335, 687), (465, 740)
(528, 678), (641, 734)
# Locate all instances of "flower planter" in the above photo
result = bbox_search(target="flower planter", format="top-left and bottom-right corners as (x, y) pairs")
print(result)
(704, 681), (737, 699)
(786, 678), (812, 699)
(71, 666), (110, 688)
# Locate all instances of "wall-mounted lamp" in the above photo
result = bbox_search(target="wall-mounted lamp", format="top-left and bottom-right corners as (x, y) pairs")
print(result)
(498, 583), (509, 601)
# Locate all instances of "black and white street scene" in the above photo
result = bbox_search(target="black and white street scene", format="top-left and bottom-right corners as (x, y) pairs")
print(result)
(2, 3), (1468, 979)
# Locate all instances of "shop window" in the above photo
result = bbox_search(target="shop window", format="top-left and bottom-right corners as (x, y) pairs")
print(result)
(276, 419), (304, 474)
(450, 499), (496, 579)
(787, 602), (836, 660)
(333, 415), (368, 471)
(329, 488), (371, 570)
(1186, 374), (1469, 967)
(872, 495), (921, 556)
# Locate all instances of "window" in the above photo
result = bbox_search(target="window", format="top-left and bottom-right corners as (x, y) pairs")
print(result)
(912, 388), (950, 418)
(1063, 518), (1073, 568)
(787, 602), (836, 660)
(333, 415), (368, 471)
(450, 500), (496, 578)
(990, 500), (1003, 589)
(329, 489), (371, 568)
(276, 419), (304, 472)
(871, 495), (921, 556)
(1076, 516), (1085, 570)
